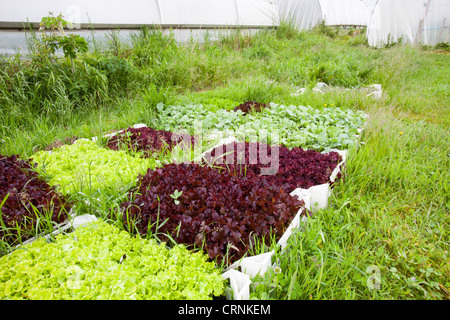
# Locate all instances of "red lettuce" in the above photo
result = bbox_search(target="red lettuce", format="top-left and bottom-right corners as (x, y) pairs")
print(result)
(118, 163), (305, 265)
(203, 141), (342, 192)
(233, 101), (270, 114)
(0, 155), (70, 246)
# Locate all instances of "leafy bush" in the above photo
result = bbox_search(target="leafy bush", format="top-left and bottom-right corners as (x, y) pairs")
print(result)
(0, 56), (109, 115)
(129, 26), (180, 68)
(203, 141), (342, 192)
(434, 42), (449, 51)
(0, 154), (69, 248)
(118, 163), (305, 265)
(12, 13), (110, 109)
(0, 15), (138, 126)
(37, 12), (88, 61)
(243, 44), (274, 60)
(0, 219), (224, 299)
(30, 139), (155, 196)
(314, 20), (338, 39)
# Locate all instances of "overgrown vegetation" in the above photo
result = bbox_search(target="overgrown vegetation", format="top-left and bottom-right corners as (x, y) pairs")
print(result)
(0, 17), (448, 300)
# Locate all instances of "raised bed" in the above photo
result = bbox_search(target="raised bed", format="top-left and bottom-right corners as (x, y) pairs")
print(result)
(30, 138), (156, 197)
(202, 141), (343, 192)
(156, 102), (367, 151)
(105, 126), (198, 158)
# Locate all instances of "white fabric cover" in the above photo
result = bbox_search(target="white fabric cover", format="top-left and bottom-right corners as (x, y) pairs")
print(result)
(362, 0), (378, 10)
(278, 0), (372, 30)
(0, 0), (279, 27)
(367, 0), (450, 47)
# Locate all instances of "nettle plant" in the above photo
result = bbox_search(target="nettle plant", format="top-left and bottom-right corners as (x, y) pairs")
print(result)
(33, 13), (88, 69)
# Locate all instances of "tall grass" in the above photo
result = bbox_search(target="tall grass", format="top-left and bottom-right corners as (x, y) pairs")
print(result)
(249, 103), (449, 300)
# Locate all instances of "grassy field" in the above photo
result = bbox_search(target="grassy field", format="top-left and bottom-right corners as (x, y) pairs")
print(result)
(0, 22), (449, 300)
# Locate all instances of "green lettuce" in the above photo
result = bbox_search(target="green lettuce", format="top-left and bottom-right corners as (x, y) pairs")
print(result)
(0, 220), (224, 300)
(30, 139), (156, 196)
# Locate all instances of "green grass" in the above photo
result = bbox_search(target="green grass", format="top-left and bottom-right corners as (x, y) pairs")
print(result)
(0, 22), (449, 300)
(250, 108), (449, 300)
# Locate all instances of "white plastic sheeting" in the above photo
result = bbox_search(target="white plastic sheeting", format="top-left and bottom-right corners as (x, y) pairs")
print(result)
(160, 0), (279, 26)
(0, 0), (162, 27)
(367, 0), (450, 47)
(0, 0), (279, 28)
(278, 0), (372, 30)
(362, 0), (378, 11)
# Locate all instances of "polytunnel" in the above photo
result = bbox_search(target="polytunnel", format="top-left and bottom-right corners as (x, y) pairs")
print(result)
(0, 0), (279, 29)
(277, 0), (372, 31)
(366, 0), (450, 47)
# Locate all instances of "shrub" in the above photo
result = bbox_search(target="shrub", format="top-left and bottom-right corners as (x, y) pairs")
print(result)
(85, 55), (136, 92)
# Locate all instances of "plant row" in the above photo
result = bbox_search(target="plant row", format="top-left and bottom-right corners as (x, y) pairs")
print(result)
(203, 141), (342, 192)
(30, 139), (156, 196)
(155, 102), (367, 151)
(105, 126), (198, 159)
